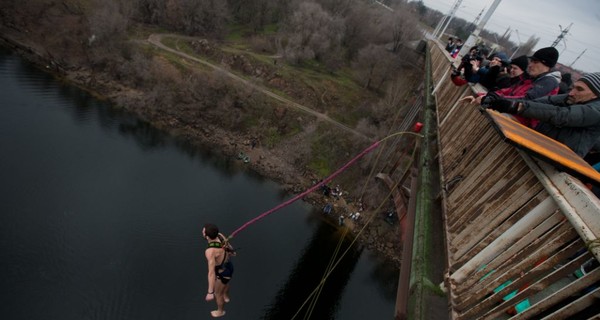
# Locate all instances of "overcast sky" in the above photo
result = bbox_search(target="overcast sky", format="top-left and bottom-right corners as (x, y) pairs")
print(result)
(419, 0), (600, 73)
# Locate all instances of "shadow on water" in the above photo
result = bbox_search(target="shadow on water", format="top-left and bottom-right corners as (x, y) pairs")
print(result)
(1, 46), (398, 319)
(368, 251), (400, 300)
(262, 222), (362, 319)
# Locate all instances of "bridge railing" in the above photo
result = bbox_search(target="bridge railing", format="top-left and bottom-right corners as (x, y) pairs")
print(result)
(428, 40), (600, 320)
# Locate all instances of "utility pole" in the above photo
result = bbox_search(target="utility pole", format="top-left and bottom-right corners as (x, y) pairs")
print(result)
(457, 0), (503, 58)
(569, 49), (586, 68)
(432, 0), (458, 38)
(472, 7), (485, 27)
(437, 0), (464, 39)
(501, 26), (511, 40)
(432, 16), (447, 38)
(551, 23), (572, 47)
(510, 29), (521, 58)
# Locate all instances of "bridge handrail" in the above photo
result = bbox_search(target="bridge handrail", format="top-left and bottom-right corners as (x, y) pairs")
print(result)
(428, 39), (600, 320)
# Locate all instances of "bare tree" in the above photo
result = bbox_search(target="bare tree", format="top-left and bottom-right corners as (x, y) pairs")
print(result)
(342, 2), (388, 60)
(513, 35), (540, 57)
(87, 0), (129, 45)
(227, 0), (277, 32)
(163, 0), (229, 37)
(316, 0), (354, 16)
(352, 44), (398, 90)
(133, 0), (165, 25)
(385, 4), (422, 53)
(280, 1), (344, 66)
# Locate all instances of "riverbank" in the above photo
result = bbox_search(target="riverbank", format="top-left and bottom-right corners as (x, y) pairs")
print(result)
(0, 28), (402, 266)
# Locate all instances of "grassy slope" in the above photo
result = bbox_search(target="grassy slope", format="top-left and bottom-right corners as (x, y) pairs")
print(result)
(147, 24), (379, 176)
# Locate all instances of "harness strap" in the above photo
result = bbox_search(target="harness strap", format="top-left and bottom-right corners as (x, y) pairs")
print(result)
(207, 241), (222, 248)
(207, 241), (228, 266)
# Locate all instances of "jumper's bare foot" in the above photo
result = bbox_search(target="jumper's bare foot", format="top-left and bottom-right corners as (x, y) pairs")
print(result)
(211, 310), (226, 318)
(224, 295), (230, 303)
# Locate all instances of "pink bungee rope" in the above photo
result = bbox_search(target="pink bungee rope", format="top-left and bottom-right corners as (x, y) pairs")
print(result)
(228, 140), (381, 239)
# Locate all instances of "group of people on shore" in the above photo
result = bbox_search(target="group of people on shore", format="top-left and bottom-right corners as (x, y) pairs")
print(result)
(449, 42), (600, 169)
(319, 182), (363, 226)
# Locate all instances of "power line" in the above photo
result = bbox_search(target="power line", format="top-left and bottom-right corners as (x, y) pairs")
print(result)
(569, 49), (586, 68)
(551, 23), (573, 48)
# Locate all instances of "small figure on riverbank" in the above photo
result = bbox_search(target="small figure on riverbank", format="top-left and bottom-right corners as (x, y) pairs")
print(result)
(237, 151), (250, 163)
(323, 203), (333, 215)
(332, 185), (342, 200)
(320, 183), (331, 197)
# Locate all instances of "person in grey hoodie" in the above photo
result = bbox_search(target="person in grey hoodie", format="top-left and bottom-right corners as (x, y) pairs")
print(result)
(484, 72), (600, 157)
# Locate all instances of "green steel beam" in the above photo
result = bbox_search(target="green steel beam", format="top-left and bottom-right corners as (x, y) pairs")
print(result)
(407, 42), (445, 320)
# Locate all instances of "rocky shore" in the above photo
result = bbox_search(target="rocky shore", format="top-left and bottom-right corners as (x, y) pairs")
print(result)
(0, 30), (402, 267)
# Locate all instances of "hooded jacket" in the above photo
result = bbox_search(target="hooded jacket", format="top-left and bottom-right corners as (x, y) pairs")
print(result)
(526, 71), (561, 99)
(519, 94), (600, 157)
(498, 71), (560, 128)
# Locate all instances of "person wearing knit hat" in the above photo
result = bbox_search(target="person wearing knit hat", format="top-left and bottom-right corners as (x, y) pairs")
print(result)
(491, 52), (510, 66)
(529, 47), (559, 68)
(579, 72), (600, 98)
(483, 71), (600, 157)
(509, 55), (529, 74)
(525, 47), (562, 100)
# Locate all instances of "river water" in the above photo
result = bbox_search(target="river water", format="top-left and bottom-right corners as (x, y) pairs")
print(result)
(0, 48), (397, 319)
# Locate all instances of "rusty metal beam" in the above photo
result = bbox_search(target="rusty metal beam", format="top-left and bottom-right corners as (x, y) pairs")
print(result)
(522, 153), (600, 263)
(453, 225), (579, 310)
(540, 286), (600, 320)
(478, 251), (592, 319)
(449, 197), (558, 286)
(396, 173), (419, 320)
(514, 268), (600, 320)
(452, 190), (548, 271)
(454, 214), (571, 297)
(457, 240), (587, 319)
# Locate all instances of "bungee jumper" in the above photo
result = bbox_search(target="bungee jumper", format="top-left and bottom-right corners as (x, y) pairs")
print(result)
(203, 224), (236, 318)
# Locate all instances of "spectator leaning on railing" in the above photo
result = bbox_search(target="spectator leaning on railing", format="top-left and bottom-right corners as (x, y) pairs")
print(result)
(482, 72), (600, 157)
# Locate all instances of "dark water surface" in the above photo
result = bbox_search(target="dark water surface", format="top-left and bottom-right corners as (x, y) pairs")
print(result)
(0, 48), (397, 319)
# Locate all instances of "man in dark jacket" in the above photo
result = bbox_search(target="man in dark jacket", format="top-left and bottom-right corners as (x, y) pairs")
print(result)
(526, 47), (561, 99)
(484, 72), (600, 157)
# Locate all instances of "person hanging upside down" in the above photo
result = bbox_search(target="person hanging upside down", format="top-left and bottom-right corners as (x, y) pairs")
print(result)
(203, 223), (235, 318)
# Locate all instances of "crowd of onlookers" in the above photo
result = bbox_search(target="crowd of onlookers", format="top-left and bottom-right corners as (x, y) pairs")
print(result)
(445, 38), (600, 180)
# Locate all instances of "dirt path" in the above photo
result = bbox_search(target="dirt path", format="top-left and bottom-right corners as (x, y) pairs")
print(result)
(146, 34), (372, 141)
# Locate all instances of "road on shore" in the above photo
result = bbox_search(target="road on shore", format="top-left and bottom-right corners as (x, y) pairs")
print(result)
(146, 34), (372, 141)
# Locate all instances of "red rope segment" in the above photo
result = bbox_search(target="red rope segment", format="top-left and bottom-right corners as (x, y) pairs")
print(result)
(228, 140), (381, 239)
